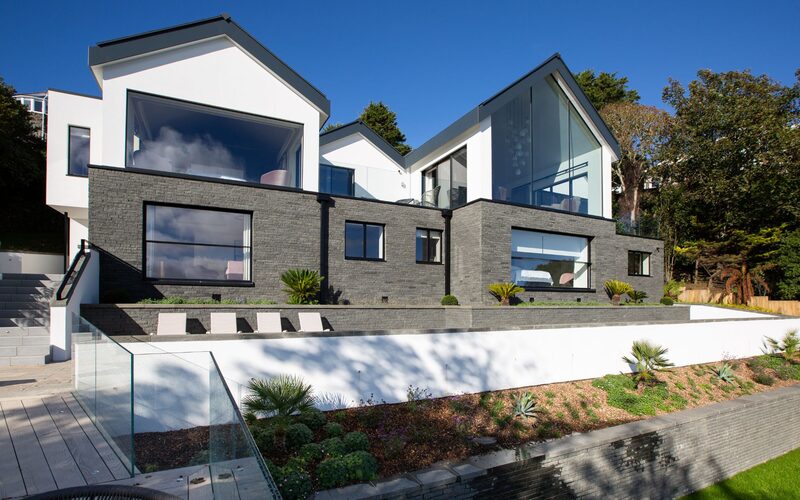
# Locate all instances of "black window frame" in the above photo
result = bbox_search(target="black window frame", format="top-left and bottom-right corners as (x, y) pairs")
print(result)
(628, 250), (652, 277)
(67, 125), (91, 177)
(319, 163), (355, 196)
(510, 226), (595, 292)
(344, 221), (385, 262)
(416, 228), (443, 264)
(142, 201), (254, 286)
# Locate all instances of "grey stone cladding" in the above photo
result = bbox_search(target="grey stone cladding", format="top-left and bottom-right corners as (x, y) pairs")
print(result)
(315, 385), (800, 499)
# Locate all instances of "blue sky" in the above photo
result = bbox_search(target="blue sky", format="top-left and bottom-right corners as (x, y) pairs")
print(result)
(1, 0), (798, 147)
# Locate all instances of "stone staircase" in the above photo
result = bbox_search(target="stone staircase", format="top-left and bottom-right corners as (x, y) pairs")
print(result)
(0, 273), (63, 366)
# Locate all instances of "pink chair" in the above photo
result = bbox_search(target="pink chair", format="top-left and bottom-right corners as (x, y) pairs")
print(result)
(559, 273), (574, 285)
(226, 261), (244, 280)
(260, 170), (291, 186)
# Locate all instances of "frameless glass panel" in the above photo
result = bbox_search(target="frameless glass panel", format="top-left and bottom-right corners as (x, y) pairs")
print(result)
(126, 92), (303, 187)
(345, 222), (365, 258)
(450, 148), (468, 209)
(569, 103), (602, 215)
(492, 92), (532, 204)
(68, 126), (90, 176)
(365, 224), (384, 259)
(319, 164), (354, 196)
(511, 229), (590, 288)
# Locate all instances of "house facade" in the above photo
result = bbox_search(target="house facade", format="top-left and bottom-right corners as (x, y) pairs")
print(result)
(46, 14), (663, 306)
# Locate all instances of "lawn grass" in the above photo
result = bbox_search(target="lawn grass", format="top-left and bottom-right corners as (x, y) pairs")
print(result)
(683, 447), (800, 499)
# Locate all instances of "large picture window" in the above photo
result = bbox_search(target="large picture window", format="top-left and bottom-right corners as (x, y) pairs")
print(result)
(319, 164), (354, 196)
(144, 204), (252, 282)
(126, 92), (303, 188)
(511, 229), (590, 289)
(68, 126), (91, 177)
(421, 147), (467, 209)
(628, 251), (651, 276)
(416, 229), (442, 263)
(345, 222), (384, 261)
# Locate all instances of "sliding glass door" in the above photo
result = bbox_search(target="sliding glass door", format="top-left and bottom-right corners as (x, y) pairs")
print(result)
(420, 147), (467, 209)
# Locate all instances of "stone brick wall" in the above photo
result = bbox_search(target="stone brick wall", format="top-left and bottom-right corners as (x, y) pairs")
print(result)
(81, 303), (689, 336)
(315, 385), (800, 499)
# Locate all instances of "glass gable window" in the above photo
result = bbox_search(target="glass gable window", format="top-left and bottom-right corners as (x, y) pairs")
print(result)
(511, 229), (590, 289)
(421, 147), (467, 209)
(416, 229), (442, 263)
(126, 92), (303, 187)
(68, 126), (91, 177)
(345, 222), (384, 260)
(492, 75), (602, 216)
(319, 164), (355, 196)
(628, 251), (651, 276)
(144, 204), (252, 282)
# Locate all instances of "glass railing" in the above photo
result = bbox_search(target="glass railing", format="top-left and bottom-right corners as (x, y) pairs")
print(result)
(72, 318), (280, 498)
(616, 217), (660, 239)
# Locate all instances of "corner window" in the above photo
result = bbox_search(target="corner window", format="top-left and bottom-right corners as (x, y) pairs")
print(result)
(345, 221), (384, 261)
(144, 204), (252, 283)
(511, 229), (590, 289)
(628, 251), (651, 276)
(68, 126), (91, 177)
(416, 229), (442, 263)
(421, 147), (467, 209)
(319, 164), (355, 196)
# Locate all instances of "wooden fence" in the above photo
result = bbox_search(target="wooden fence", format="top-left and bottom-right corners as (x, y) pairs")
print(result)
(677, 288), (800, 316)
(748, 297), (800, 317)
(678, 289), (736, 304)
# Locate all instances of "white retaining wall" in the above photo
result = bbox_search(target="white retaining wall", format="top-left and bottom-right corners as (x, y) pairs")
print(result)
(120, 306), (799, 422)
(0, 251), (63, 274)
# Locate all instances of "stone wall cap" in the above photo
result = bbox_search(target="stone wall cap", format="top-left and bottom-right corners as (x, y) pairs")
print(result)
(414, 468), (457, 488)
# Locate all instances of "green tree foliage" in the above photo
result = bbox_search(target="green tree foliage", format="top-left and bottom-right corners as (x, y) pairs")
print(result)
(573, 69), (640, 110)
(322, 122), (344, 133)
(358, 101), (411, 155)
(776, 229), (800, 299)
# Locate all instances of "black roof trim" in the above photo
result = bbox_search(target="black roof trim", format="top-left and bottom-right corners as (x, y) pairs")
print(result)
(407, 53), (620, 166)
(320, 121), (406, 167)
(48, 88), (102, 100)
(88, 14), (330, 116)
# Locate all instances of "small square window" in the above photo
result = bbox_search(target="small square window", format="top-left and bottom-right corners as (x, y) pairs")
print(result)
(416, 228), (443, 263)
(628, 251), (651, 276)
(345, 221), (384, 260)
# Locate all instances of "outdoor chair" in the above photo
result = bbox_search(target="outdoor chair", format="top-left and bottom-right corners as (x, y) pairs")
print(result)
(421, 186), (441, 207)
(155, 313), (187, 335)
(256, 312), (286, 333)
(298, 312), (331, 332)
(207, 312), (240, 334)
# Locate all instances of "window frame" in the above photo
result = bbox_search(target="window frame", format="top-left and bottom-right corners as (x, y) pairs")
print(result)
(510, 226), (594, 292)
(344, 220), (385, 262)
(416, 228), (443, 264)
(628, 250), (652, 277)
(319, 163), (355, 196)
(67, 125), (91, 177)
(141, 201), (254, 286)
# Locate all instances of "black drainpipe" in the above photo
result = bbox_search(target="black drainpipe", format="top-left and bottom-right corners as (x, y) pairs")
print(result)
(317, 194), (333, 304)
(63, 211), (70, 272)
(443, 209), (452, 296)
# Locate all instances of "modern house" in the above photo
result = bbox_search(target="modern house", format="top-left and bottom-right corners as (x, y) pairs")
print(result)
(45, 14), (663, 307)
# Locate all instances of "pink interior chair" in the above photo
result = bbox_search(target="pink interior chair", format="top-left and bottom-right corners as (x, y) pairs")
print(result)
(260, 170), (290, 187)
(226, 261), (244, 280)
(559, 272), (574, 285)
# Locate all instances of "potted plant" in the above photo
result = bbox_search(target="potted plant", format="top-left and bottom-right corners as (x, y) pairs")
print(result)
(488, 282), (525, 306)
(604, 279), (633, 306)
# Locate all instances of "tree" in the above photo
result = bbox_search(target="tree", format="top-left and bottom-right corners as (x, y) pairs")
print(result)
(322, 122), (344, 133)
(0, 77), (44, 191)
(574, 70), (640, 110)
(776, 229), (800, 299)
(358, 101), (411, 155)
(601, 102), (671, 224)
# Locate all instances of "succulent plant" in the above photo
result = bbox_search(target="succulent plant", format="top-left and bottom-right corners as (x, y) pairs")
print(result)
(511, 391), (538, 419)
(714, 363), (735, 383)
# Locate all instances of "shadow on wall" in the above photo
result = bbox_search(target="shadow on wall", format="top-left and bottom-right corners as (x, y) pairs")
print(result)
(96, 245), (163, 303)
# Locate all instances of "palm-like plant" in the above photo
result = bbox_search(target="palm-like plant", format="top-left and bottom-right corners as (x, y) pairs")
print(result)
(764, 330), (799, 362)
(242, 375), (316, 425)
(622, 340), (674, 386)
(488, 282), (524, 306)
(604, 280), (634, 305)
(626, 290), (648, 304)
(719, 262), (772, 305)
(280, 269), (324, 304)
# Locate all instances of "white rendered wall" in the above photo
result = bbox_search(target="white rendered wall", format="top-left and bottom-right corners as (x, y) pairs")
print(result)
(0, 252), (63, 274)
(122, 307), (799, 419)
(68, 219), (88, 264)
(97, 36), (323, 192)
(46, 91), (103, 219)
(50, 249), (99, 361)
(320, 133), (408, 201)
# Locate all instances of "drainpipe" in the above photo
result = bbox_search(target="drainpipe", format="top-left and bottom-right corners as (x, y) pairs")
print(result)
(63, 212), (70, 273)
(443, 209), (452, 296)
(317, 194), (333, 304)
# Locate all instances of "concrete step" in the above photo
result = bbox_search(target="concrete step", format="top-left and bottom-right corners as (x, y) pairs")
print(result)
(0, 355), (48, 366)
(0, 286), (53, 296)
(0, 293), (52, 303)
(0, 326), (50, 336)
(0, 335), (50, 346)
(0, 344), (50, 357)
(0, 273), (64, 281)
(0, 302), (51, 311)
(0, 280), (60, 288)
(0, 318), (47, 328)
(0, 310), (48, 319)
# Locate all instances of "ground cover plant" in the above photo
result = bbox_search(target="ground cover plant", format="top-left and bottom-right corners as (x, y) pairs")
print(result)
(137, 297), (276, 304)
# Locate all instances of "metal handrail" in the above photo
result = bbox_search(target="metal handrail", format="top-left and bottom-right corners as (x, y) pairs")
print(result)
(54, 239), (92, 303)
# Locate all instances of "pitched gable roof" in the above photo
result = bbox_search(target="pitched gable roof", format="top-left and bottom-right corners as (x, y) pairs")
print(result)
(320, 121), (406, 167)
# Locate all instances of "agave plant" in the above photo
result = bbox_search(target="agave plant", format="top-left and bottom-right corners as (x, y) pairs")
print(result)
(764, 330), (799, 361)
(714, 363), (735, 383)
(280, 269), (324, 304)
(488, 282), (524, 306)
(512, 392), (539, 419)
(622, 340), (674, 386)
(242, 374), (316, 425)
(626, 290), (649, 304)
(604, 280), (633, 305)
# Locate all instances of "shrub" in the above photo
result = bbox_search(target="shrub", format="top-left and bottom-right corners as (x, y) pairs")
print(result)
(441, 294), (459, 306)
(320, 437), (346, 458)
(297, 408), (326, 430)
(299, 442), (323, 462)
(626, 290), (648, 304)
(660, 296), (674, 306)
(488, 282), (525, 306)
(663, 280), (683, 300)
(753, 371), (774, 386)
(323, 421), (343, 438)
(622, 340), (674, 386)
(285, 423), (313, 449)
(317, 457), (349, 489)
(242, 375), (315, 423)
(511, 391), (538, 419)
(342, 451), (379, 482)
(276, 467), (312, 500)
(764, 330), (799, 361)
(406, 385), (432, 401)
(592, 374), (687, 416)
(280, 269), (324, 304)
(343, 431), (370, 453)
(251, 426), (276, 454)
(713, 363), (735, 383)
(604, 280), (633, 304)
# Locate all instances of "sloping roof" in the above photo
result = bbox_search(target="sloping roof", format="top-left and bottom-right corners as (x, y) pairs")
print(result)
(88, 14), (330, 117)
(319, 121), (406, 167)
(406, 53), (621, 166)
